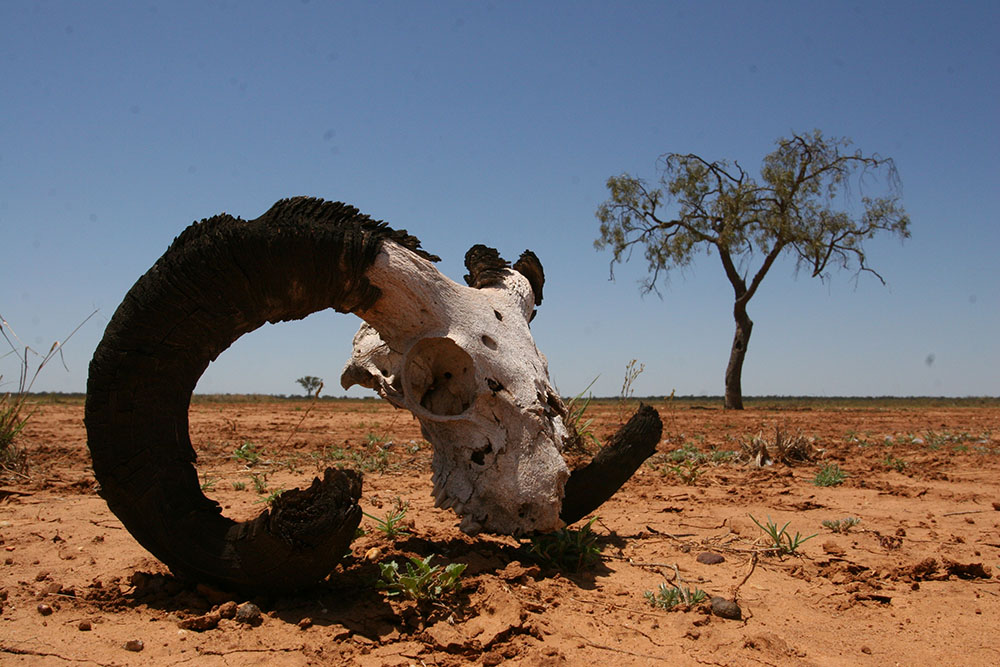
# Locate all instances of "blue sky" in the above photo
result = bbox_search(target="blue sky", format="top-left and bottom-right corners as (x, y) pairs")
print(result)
(2, 1), (997, 398)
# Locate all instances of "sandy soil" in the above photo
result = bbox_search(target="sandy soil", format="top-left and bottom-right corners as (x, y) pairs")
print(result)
(2, 397), (998, 666)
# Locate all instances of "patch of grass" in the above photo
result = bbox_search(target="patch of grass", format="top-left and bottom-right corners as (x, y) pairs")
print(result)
(813, 463), (847, 487)
(364, 499), (410, 539)
(1, 311), (95, 475)
(199, 474), (217, 491)
(526, 516), (602, 572)
(256, 488), (285, 506)
(377, 554), (466, 602)
(232, 441), (263, 466)
(749, 514), (816, 556)
(249, 472), (268, 494)
(822, 517), (861, 534)
(883, 455), (908, 472)
(644, 582), (708, 610)
(232, 481), (246, 491)
(566, 377), (600, 453)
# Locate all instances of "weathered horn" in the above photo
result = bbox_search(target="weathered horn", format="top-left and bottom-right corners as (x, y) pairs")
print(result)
(85, 197), (435, 593)
(87, 196), (661, 593)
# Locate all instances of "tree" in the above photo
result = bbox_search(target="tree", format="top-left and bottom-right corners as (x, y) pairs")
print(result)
(595, 130), (910, 409)
(295, 375), (323, 396)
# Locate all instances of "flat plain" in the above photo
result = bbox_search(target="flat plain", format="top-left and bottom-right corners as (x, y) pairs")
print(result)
(2, 396), (998, 666)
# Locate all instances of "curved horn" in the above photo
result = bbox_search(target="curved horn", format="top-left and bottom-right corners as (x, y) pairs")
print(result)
(85, 197), (435, 593)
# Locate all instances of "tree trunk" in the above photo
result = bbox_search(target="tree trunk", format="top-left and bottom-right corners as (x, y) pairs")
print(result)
(724, 306), (753, 410)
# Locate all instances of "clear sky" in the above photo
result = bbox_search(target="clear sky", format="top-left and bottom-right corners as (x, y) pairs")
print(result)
(2, 1), (997, 399)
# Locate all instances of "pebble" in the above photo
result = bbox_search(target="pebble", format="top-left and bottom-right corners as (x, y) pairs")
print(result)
(78, 620), (92, 631)
(710, 596), (742, 620)
(37, 603), (54, 616)
(696, 552), (725, 565)
(298, 617), (313, 630)
(235, 602), (263, 627)
(124, 639), (144, 652)
(217, 600), (238, 619)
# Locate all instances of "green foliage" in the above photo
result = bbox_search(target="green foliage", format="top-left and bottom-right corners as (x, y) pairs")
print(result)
(257, 488), (285, 506)
(249, 472), (268, 494)
(749, 514), (816, 556)
(295, 375), (323, 396)
(232, 441), (262, 466)
(644, 582), (708, 610)
(527, 517), (602, 572)
(814, 463), (847, 487)
(199, 474), (217, 491)
(883, 455), (908, 472)
(822, 517), (861, 534)
(364, 500), (410, 539)
(377, 555), (467, 602)
(566, 377), (600, 452)
(595, 131), (909, 406)
(232, 481), (247, 491)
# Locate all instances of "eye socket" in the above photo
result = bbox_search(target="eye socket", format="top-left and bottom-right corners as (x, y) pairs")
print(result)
(403, 337), (476, 417)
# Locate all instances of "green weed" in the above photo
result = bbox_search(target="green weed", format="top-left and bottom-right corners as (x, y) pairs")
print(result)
(377, 555), (467, 602)
(883, 455), (908, 472)
(644, 582), (708, 610)
(749, 514), (816, 556)
(527, 516), (602, 572)
(566, 377), (600, 452)
(821, 517), (861, 534)
(364, 499), (410, 539)
(232, 481), (246, 491)
(814, 463), (847, 487)
(232, 441), (263, 466)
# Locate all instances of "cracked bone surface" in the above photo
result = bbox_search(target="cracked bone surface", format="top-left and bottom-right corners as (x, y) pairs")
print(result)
(342, 241), (570, 535)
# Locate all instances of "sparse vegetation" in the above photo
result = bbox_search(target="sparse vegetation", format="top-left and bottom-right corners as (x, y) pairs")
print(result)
(232, 441), (263, 466)
(814, 463), (847, 487)
(527, 516), (602, 571)
(884, 455), (908, 472)
(738, 426), (816, 467)
(618, 359), (645, 424)
(822, 517), (861, 534)
(566, 377), (600, 452)
(364, 499), (411, 539)
(377, 554), (467, 602)
(750, 514), (816, 556)
(644, 582), (708, 610)
(1, 311), (94, 475)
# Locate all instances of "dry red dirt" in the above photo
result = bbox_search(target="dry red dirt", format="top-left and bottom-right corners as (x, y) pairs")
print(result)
(2, 397), (998, 666)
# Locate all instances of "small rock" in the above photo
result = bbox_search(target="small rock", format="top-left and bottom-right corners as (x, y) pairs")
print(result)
(78, 620), (92, 631)
(37, 603), (54, 616)
(364, 547), (382, 561)
(861, 645), (872, 655)
(696, 552), (725, 565)
(298, 617), (313, 630)
(43, 581), (62, 595)
(124, 639), (144, 652)
(35, 571), (50, 582)
(178, 612), (221, 632)
(710, 596), (742, 620)
(235, 602), (263, 627)
(216, 600), (238, 619)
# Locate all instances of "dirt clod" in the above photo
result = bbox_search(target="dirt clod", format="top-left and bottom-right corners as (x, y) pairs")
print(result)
(124, 639), (144, 652)
(696, 551), (725, 564)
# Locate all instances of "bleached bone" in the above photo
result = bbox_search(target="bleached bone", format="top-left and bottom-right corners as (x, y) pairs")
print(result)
(342, 242), (571, 535)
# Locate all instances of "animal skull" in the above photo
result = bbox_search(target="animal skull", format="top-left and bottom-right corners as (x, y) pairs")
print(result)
(341, 241), (572, 535)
